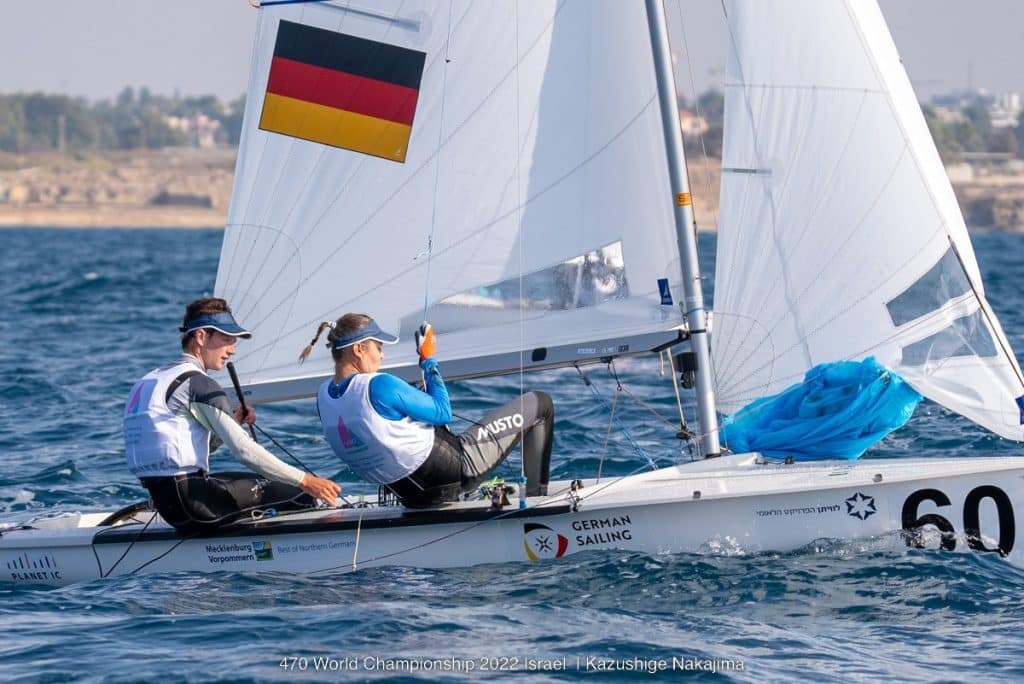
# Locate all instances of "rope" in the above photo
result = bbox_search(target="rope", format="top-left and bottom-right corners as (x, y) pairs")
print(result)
(664, 349), (690, 432)
(92, 511), (158, 578)
(514, 2), (527, 509)
(252, 423), (316, 475)
(353, 509), (364, 571)
(597, 389), (619, 483)
(574, 364), (660, 471)
(420, 1), (455, 321)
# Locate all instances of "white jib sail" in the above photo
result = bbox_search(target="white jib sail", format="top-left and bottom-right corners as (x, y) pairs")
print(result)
(216, 0), (687, 403)
(711, 0), (1024, 440)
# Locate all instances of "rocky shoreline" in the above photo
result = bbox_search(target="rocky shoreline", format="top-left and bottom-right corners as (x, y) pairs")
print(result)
(0, 150), (1021, 231)
(0, 149), (234, 229)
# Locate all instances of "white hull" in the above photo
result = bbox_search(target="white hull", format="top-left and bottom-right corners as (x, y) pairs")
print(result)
(4, 453), (1023, 586)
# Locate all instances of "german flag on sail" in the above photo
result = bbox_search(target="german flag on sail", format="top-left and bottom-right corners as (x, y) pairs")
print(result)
(259, 20), (426, 163)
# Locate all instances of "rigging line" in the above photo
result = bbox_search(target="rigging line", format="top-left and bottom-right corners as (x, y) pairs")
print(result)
(665, 350), (689, 431)
(575, 363), (659, 471)
(617, 376), (682, 431)
(252, 424), (318, 475)
(251, 424), (360, 505)
(91, 511), (158, 579)
(124, 538), (191, 577)
(514, 0), (526, 497)
(352, 509), (363, 570)
(597, 388), (619, 483)
(607, 360), (676, 467)
(421, 0), (455, 321)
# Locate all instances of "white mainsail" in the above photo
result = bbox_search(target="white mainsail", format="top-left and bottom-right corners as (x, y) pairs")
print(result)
(711, 0), (1024, 440)
(216, 0), (688, 403)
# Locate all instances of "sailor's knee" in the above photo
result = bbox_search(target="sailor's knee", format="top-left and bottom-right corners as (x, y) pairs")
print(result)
(526, 390), (554, 419)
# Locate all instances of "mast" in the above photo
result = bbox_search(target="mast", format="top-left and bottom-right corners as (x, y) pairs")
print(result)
(644, 0), (721, 457)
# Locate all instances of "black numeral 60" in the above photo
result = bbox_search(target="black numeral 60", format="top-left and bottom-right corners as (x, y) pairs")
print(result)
(901, 486), (1015, 556)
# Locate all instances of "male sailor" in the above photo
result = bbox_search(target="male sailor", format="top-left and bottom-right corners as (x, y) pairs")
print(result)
(124, 298), (341, 534)
(301, 314), (553, 507)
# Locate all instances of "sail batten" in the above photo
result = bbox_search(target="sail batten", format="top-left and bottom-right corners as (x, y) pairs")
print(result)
(712, 0), (1024, 441)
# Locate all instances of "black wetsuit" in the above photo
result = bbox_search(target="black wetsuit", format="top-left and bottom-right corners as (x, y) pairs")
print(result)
(387, 391), (555, 508)
(137, 356), (315, 535)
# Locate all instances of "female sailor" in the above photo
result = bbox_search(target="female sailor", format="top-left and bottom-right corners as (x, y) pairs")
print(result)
(303, 313), (553, 507)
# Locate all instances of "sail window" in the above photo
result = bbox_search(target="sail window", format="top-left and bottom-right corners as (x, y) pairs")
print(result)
(899, 311), (997, 366)
(886, 248), (972, 326)
(398, 243), (631, 336)
(439, 241), (629, 312)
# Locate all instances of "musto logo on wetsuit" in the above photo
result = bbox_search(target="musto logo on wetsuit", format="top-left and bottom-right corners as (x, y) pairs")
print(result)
(475, 413), (523, 441)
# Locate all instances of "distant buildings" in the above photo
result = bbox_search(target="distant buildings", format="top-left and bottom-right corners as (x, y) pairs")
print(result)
(930, 88), (1022, 129)
(678, 109), (709, 137)
(990, 93), (1022, 129)
(163, 113), (223, 148)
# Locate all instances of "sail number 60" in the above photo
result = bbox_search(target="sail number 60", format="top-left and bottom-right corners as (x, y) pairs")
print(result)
(901, 486), (1016, 556)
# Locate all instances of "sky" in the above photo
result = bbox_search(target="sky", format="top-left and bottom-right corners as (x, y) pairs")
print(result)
(0, 1), (1022, 103)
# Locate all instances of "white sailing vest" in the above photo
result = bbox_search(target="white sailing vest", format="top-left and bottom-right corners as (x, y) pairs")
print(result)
(123, 362), (210, 477)
(317, 373), (434, 484)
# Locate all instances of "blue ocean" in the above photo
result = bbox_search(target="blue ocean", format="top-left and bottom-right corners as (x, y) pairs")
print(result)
(2, 227), (1024, 683)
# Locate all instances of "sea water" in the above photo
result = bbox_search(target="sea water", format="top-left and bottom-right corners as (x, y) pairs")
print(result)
(1, 228), (1023, 683)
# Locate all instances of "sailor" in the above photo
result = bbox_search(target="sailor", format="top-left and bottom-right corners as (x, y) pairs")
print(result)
(124, 298), (341, 535)
(302, 313), (553, 507)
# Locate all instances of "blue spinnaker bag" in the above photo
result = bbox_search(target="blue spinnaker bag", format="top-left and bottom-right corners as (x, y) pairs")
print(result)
(719, 357), (922, 461)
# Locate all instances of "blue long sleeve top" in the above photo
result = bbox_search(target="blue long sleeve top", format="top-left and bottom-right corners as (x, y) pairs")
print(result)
(327, 361), (451, 425)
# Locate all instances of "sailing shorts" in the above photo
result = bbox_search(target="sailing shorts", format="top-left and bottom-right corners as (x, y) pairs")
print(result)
(140, 470), (314, 536)
(387, 391), (554, 508)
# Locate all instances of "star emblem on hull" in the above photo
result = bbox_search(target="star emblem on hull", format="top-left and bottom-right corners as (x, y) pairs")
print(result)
(845, 492), (877, 520)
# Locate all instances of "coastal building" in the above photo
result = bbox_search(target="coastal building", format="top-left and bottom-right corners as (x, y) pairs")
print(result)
(678, 109), (709, 137)
(989, 93), (1021, 129)
(930, 88), (1022, 129)
(163, 114), (223, 148)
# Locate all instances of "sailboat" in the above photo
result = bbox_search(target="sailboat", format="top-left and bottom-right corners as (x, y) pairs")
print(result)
(3, 0), (1023, 586)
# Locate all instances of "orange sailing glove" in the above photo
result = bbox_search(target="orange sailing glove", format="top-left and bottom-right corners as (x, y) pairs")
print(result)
(415, 322), (436, 362)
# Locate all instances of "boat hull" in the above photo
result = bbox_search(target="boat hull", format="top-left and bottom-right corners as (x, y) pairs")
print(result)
(3, 454), (1023, 586)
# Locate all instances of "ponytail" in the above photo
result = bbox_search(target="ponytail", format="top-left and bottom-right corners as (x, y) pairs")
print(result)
(298, 320), (336, 363)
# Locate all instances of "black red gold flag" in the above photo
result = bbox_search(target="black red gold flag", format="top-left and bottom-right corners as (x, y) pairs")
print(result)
(260, 20), (426, 162)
